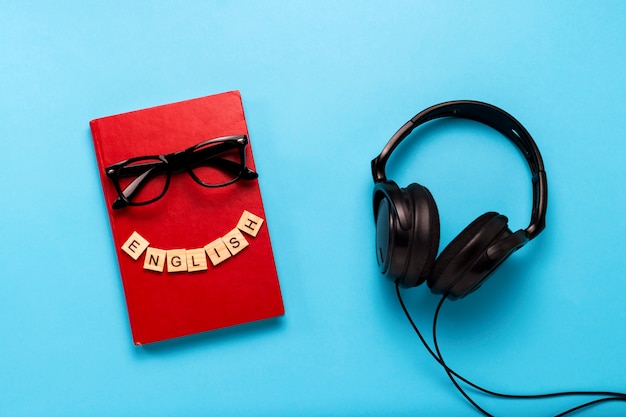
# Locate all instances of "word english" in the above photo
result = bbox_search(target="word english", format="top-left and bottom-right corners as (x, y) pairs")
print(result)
(120, 210), (264, 273)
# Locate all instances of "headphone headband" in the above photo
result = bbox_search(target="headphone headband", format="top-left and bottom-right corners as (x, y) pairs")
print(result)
(371, 100), (547, 239)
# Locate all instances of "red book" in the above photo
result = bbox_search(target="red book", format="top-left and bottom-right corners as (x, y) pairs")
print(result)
(90, 91), (284, 345)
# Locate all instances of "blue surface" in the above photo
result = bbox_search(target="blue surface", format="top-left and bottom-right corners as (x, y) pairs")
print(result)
(1, 1), (626, 416)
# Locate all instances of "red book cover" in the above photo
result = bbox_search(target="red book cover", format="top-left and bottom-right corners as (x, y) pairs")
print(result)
(90, 91), (284, 345)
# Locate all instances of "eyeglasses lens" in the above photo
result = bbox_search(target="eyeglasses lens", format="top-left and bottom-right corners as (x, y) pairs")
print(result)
(190, 141), (243, 186)
(117, 158), (168, 205)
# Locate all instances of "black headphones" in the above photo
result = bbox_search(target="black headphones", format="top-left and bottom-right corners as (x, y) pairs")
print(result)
(371, 100), (548, 300)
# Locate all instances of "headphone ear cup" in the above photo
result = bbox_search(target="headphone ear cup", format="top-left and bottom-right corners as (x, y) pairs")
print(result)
(373, 181), (439, 287)
(400, 184), (440, 287)
(429, 212), (512, 299)
(373, 181), (412, 282)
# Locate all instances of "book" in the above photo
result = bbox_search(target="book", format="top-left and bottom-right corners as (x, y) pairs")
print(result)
(90, 91), (284, 345)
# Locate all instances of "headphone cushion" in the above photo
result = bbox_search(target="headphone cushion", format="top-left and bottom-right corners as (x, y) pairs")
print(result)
(429, 212), (509, 296)
(400, 183), (440, 287)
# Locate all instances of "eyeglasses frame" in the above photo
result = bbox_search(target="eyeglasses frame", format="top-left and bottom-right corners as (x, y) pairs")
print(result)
(105, 134), (257, 209)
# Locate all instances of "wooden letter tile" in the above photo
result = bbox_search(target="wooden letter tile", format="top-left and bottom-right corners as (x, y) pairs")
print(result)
(143, 247), (166, 272)
(166, 249), (188, 273)
(223, 228), (249, 256)
(186, 248), (208, 272)
(204, 238), (231, 266)
(121, 231), (150, 260)
(237, 210), (264, 237)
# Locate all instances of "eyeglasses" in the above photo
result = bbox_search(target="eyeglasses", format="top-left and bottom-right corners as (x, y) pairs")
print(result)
(105, 134), (258, 209)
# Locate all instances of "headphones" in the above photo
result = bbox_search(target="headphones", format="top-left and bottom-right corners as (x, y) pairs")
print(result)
(371, 100), (548, 300)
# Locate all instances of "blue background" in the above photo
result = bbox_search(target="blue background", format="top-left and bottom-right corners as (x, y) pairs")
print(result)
(1, 1), (625, 416)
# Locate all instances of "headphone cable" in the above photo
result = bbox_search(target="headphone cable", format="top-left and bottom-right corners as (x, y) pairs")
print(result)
(395, 281), (626, 416)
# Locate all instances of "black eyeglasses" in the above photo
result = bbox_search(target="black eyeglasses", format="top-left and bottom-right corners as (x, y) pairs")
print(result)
(105, 134), (258, 209)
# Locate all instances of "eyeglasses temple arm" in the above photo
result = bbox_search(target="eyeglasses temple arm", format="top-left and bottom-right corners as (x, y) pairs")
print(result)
(112, 161), (161, 177)
(111, 167), (157, 210)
